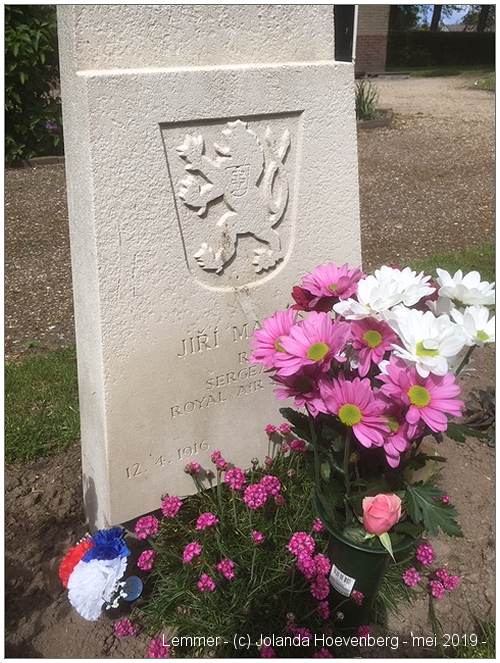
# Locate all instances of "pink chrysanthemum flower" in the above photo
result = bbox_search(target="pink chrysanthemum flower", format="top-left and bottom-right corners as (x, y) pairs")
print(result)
(402, 567), (421, 588)
(135, 515), (159, 540)
(379, 358), (463, 434)
(301, 262), (364, 303)
(296, 554), (316, 580)
(351, 590), (365, 606)
(314, 553), (331, 577)
(114, 618), (138, 638)
(184, 461), (202, 476)
(313, 648), (332, 658)
(216, 558), (236, 580)
(197, 573), (216, 593)
(319, 376), (389, 448)
(273, 367), (325, 417)
(243, 483), (268, 510)
(147, 637), (170, 658)
(312, 518), (325, 533)
(351, 317), (398, 377)
(311, 576), (330, 600)
(381, 405), (414, 468)
(260, 645), (276, 658)
(252, 530), (265, 545)
(274, 312), (350, 377)
(161, 495), (182, 519)
(260, 475), (281, 497)
(317, 600), (330, 620)
(196, 512), (219, 531)
(250, 309), (297, 369)
(429, 579), (446, 599)
(288, 531), (316, 558)
(416, 542), (435, 567)
(182, 541), (202, 564)
(137, 549), (156, 572)
(224, 467), (247, 491)
(265, 424), (277, 434)
(210, 450), (228, 470)
(358, 625), (372, 638)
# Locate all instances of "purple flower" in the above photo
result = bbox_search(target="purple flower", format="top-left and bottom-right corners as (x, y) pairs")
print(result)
(195, 512), (219, 531)
(135, 515), (159, 540)
(402, 567), (421, 588)
(137, 549), (156, 572)
(243, 483), (268, 510)
(416, 542), (435, 567)
(161, 495), (182, 519)
(113, 618), (138, 638)
(197, 573), (216, 593)
(429, 579), (446, 599)
(259, 474), (281, 497)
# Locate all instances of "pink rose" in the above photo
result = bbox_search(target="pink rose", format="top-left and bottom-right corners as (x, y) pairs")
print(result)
(362, 493), (402, 535)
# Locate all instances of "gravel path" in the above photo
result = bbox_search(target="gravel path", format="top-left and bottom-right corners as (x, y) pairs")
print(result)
(5, 75), (494, 358)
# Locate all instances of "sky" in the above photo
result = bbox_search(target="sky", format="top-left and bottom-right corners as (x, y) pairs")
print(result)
(442, 5), (469, 25)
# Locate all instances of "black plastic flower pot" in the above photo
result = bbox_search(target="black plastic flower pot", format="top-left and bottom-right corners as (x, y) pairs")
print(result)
(314, 494), (416, 627)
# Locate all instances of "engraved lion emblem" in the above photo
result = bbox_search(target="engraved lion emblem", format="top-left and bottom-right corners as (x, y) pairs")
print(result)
(175, 119), (290, 274)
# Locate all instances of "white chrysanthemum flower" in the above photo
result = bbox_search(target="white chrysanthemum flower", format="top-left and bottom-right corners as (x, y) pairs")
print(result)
(436, 269), (495, 306)
(67, 557), (127, 621)
(334, 266), (434, 320)
(451, 305), (495, 346)
(387, 305), (467, 377)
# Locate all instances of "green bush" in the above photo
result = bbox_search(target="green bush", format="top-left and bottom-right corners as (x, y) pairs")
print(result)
(5, 5), (63, 164)
(355, 79), (379, 121)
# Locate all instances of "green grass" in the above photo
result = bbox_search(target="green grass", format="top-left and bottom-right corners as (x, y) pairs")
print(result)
(412, 242), (495, 282)
(5, 347), (80, 463)
(389, 65), (494, 79)
(473, 72), (495, 92)
(450, 621), (495, 658)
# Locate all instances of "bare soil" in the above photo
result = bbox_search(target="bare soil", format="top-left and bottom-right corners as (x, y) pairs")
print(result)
(5, 75), (495, 657)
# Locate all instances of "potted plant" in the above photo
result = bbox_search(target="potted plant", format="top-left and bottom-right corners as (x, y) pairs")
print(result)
(250, 262), (495, 625)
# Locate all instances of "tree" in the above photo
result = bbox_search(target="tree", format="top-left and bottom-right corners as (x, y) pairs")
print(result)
(463, 5), (495, 31)
(389, 5), (427, 31)
(430, 5), (443, 31)
(477, 5), (492, 31)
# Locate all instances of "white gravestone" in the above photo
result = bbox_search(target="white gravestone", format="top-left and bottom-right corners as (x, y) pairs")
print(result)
(58, 5), (361, 527)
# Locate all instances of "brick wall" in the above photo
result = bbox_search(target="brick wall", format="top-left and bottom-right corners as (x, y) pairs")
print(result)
(355, 5), (390, 74)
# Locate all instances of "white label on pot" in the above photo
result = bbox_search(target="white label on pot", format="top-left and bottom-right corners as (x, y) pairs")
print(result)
(329, 564), (356, 597)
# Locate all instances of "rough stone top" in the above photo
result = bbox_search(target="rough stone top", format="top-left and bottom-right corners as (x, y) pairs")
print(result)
(59, 5), (335, 71)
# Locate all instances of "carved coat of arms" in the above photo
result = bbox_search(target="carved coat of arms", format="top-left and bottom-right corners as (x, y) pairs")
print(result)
(175, 119), (291, 275)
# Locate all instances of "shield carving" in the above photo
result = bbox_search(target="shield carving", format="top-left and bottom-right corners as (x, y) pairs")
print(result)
(161, 113), (301, 289)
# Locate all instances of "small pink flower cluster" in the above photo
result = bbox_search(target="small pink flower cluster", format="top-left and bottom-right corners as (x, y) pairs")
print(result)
(182, 541), (202, 564)
(358, 625), (372, 638)
(134, 515), (159, 540)
(147, 637), (170, 658)
(403, 544), (461, 600)
(287, 532), (331, 602)
(137, 549), (156, 572)
(260, 474), (281, 497)
(184, 461), (202, 475)
(287, 531), (315, 557)
(288, 623), (313, 644)
(252, 530), (265, 545)
(224, 466), (247, 491)
(260, 644), (276, 658)
(216, 558), (236, 581)
(429, 568), (460, 599)
(289, 438), (307, 453)
(402, 567), (421, 588)
(243, 474), (283, 510)
(351, 589), (365, 606)
(415, 542), (435, 567)
(197, 573), (216, 593)
(211, 450), (228, 470)
(195, 512), (219, 531)
(312, 518), (325, 533)
(265, 424), (277, 435)
(113, 618), (138, 638)
(317, 600), (330, 621)
(161, 494), (182, 519)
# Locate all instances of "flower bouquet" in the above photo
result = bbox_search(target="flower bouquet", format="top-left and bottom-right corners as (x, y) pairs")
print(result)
(250, 263), (495, 622)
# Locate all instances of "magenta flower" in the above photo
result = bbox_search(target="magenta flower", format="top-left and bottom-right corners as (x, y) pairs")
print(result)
(274, 312), (350, 377)
(278, 422), (292, 434)
(442, 494), (450, 505)
(312, 518), (325, 533)
(265, 423), (277, 434)
(379, 358), (463, 434)
(250, 309), (297, 369)
(313, 648), (332, 658)
(210, 450), (228, 470)
(311, 575), (330, 600)
(313, 553), (331, 577)
(402, 567), (421, 588)
(113, 618), (138, 638)
(197, 573), (216, 593)
(358, 625), (372, 638)
(382, 406), (414, 468)
(429, 579), (446, 599)
(351, 590), (365, 606)
(260, 474), (281, 497)
(224, 467), (247, 491)
(317, 600), (330, 620)
(251, 530), (265, 545)
(161, 495), (182, 519)
(137, 549), (156, 572)
(443, 574), (460, 591)
(319, 376), (389, 448)
(243, 483), (268, 510)
(147, 637), (170, 658)
(416, 542), (435, 567)
(296, 554), (316, 580)
(182, 541), (202, 564)
(301, 262), (364, 303)
(273, 366), (325, 416)
(351, 317), (398, 376)
(135, 515), (159, 540)
(216, 558), (236, 581)
(264, 456), (273, 467)
(260, 645), (276, 658)
(184, 461), (202, 475)
(288, 532), (315, 558)
(274, 494), (286, 507)
(196, 512), (219, 531)
(290, 438), (307, 453)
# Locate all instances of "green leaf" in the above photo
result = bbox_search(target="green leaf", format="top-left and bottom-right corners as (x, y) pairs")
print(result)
(278, 407), (310, 440)
(378, 532), (395, 561)
(447, 421), (485, 444)
(405, 482), (463, 537)
(320, 462), (331, 481)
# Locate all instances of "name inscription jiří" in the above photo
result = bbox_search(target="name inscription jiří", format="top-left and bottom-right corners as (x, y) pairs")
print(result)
(176, 119), (290, 274)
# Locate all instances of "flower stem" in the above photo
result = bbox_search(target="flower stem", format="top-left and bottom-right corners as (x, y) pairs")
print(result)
(455, 346), (475, 377)
(343, 431), (352, 524)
